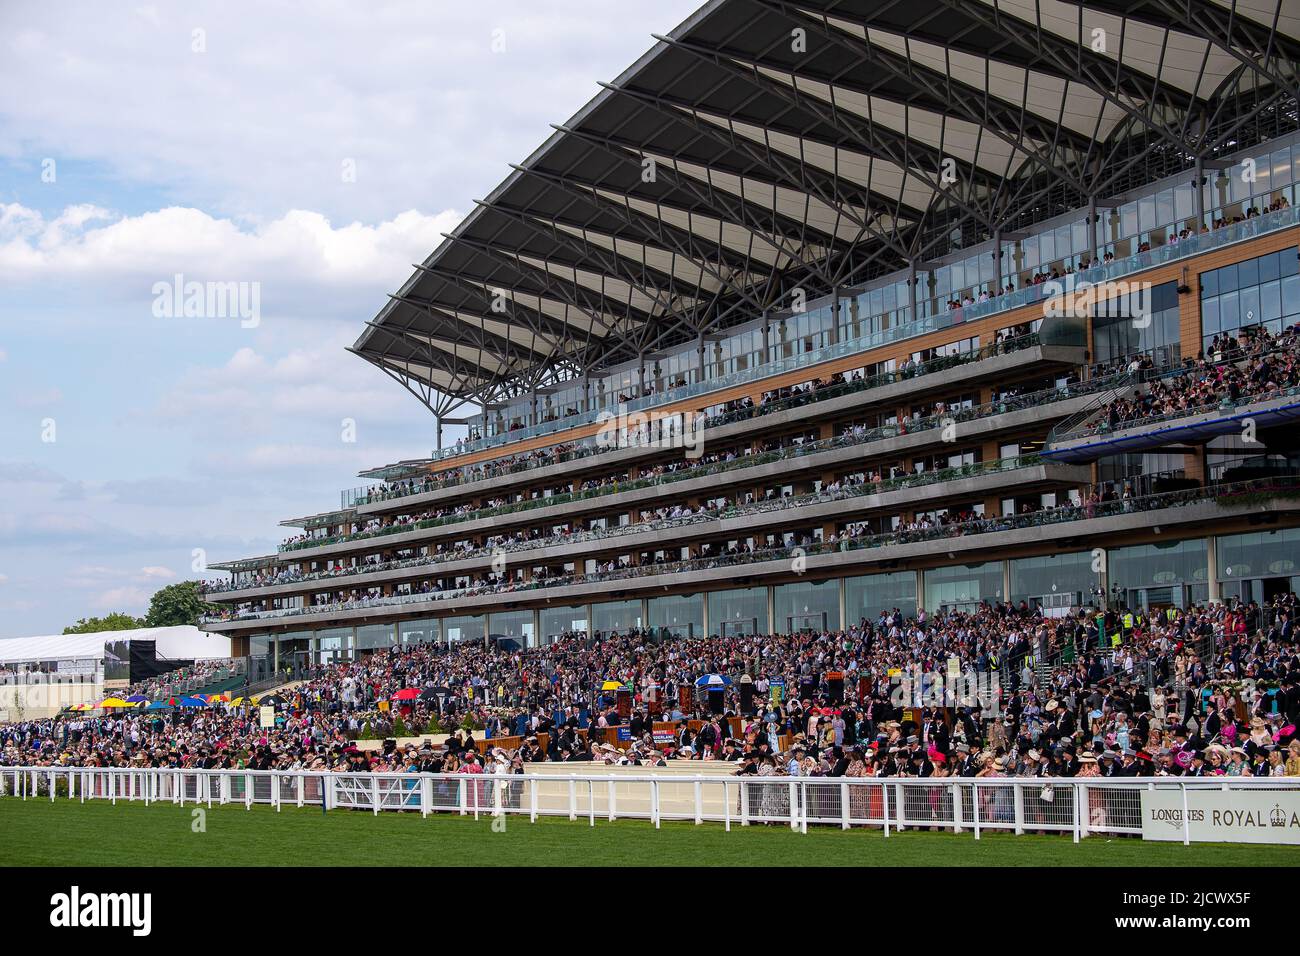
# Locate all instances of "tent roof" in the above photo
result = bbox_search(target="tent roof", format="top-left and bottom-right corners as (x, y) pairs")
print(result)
(354, 0), (1300, 413)
(0, 626), (231, 664)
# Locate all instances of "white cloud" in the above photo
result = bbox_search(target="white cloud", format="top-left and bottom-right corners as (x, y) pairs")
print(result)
(91, 585), (151, 611)
(0, 203), (462, 287)
(139, 565), (175, 580)
(0, 1), (703, 222)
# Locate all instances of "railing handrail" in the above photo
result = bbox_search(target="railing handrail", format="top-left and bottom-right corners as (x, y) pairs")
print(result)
(274, 369), (1123, 558)
(202, 474), (1300, 624)
(405, 203), (1300, 466)
(1049, 337), (1300, 444)
(338, 332), (1045, 510)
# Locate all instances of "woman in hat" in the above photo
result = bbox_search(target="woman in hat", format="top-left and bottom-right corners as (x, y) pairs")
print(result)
(1226, 747), (1250, 777)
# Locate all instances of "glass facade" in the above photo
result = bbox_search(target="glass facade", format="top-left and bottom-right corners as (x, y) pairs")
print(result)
(398, 618), (438, 646)
(774, 579), (839, 633)
(1109, 539), (1208, 589)
(924, 562), (1004, 611)
(707, 587), (768, 637)
(539, 605), (587, 643)
(1093, 281), (1180, 366)
(844, 571), (917, 622)
(438, 132), (1300, 462)
(355, 623), (395, 651)
(1010, 552), (1097, 608)
(315, 626), (352, 665)
(647, 593), (703, 639)
(1199, 247), (1300, 349)
(1218, 528), (1300, 585)
(592, 599), (643, 636)
(1109, 539), (1209, 609)
(488, 610), (535, 648)
(442, 615), (484, 645)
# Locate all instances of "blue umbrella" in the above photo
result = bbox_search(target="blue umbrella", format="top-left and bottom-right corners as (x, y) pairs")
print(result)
(146, 701), (173, 711)
(125, 695), (148, 703)
(177, 696), (207, 707)
(694, 674), (732, 690)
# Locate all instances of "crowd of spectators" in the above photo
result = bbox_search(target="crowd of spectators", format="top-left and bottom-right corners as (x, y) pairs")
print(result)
(7, 597), (1299, 784)
(1081, 324), (1300, 436)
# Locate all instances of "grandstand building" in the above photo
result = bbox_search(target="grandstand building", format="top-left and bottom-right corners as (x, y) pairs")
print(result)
(201, 0), (1300, 673)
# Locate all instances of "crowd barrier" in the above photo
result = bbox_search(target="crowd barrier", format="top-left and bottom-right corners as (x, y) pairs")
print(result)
(4, 767), (1297, 844)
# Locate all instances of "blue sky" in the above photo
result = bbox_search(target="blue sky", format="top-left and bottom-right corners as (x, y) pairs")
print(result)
(0, 0), (703, 637)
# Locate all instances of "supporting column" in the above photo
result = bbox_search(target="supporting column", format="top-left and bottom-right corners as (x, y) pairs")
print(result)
(838, 577), (847, 632)
(1206, 535), (1221, 605)
(1194, 156), (1205, 227)
(908, 260), (918, 319)
(1086, 196), (1098, 264)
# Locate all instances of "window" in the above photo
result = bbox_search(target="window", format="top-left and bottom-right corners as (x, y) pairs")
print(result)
(1199, 248), (1300, 348)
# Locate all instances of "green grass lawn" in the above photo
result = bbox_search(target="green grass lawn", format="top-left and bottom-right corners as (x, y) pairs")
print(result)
(1, 798), (1294, 866)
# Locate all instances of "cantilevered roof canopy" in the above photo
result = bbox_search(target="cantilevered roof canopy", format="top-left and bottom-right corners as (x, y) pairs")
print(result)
(353, 0), (1300, 415)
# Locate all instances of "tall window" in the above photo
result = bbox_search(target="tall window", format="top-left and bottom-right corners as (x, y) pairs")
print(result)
(1200, 247), (1300, 349)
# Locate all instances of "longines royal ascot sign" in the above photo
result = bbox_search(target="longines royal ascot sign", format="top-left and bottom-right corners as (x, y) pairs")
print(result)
(1141, 789), (1300, 844)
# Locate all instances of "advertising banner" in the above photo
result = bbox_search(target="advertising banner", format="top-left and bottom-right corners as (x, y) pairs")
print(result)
(1140, 789), (1300, 844)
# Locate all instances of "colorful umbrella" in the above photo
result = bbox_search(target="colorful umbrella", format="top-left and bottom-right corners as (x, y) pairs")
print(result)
(599, 680), (625, 691)
(177, 696), (207, 707)
(98, 697), (130, 708)
(694, 674), (732, 690)
(257, 694), (285, 706)
(125, 695), (148, 703)
(146, 701), (172, 711)
(392, 688), (421, 701)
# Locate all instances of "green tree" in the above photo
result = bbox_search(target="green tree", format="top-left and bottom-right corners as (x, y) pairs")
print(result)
(63, 612), (144, 635)
(143, 580), (206, 628)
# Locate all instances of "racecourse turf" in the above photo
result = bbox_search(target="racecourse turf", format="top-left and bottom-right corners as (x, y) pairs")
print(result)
(2, 799), (1296, 866)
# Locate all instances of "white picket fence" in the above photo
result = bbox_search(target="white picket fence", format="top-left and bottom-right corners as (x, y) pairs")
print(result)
(3, 767), (1296, 844)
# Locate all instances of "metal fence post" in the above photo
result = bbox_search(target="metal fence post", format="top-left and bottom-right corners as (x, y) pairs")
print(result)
(1013, 782), (1025, 835)
(694, 779), (703, 825)
(840, 780), (850, 830)
(529, 777), (538, 822)
(1181, 783), (1190, 846)
(567, 778), (577, 822)
(972, 781), (981, 840)
(789, 780), (799, 830)
(951, 782), (962, 833)
(372, 774), (380, 816)
(607, 779), (616, 821)
(723, 780), (731, 832)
